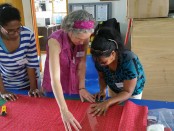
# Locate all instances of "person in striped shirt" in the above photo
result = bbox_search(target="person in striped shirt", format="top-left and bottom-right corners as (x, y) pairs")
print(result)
(0, 3), (42, 101)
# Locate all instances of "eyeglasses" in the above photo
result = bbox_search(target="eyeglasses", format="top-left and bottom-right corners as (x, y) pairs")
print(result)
(0, 24), (23, 35)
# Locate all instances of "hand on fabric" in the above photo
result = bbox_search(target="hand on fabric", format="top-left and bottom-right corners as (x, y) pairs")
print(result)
(89, 100), (110, 116)
(28, 88), (43, 98)
(0, 90), (18, 101)
(61, 109), (82, 131)
(94, 90), (107, 102)
(79, 88), (95, 103)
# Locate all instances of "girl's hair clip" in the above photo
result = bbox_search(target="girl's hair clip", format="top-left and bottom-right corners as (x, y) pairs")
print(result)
(108, 39), (118, 50)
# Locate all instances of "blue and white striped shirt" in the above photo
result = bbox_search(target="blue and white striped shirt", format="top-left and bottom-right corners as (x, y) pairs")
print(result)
(0, 26), (39, 89)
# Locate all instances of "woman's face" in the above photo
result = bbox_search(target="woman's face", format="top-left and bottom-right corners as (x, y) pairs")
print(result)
(68, 31), (91, 45)
(1, 20), (21, 40)
(96, 51), (116, 66)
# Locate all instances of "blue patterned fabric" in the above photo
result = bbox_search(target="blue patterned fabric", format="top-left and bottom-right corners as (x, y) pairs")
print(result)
(95, 50), (146, 95)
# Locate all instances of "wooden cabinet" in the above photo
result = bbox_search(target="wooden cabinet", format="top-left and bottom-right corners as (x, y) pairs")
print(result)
(38, 25), (60, 51)
(34, 0), (68, 52)
(131, 18), (174, 101)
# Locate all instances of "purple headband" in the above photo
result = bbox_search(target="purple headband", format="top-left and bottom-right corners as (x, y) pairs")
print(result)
(73, 20), (94, 29)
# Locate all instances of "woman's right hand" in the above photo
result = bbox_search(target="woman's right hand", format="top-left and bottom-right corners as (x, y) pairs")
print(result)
(95, 90), (107, 102)
(61, 109), (82, 131)
(0, 90), (18, 101)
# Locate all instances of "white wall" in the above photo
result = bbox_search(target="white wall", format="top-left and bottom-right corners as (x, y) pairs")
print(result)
(22, 0), (33, 31)
(68, 0), (129, 47)
(22, 0), (130, 47)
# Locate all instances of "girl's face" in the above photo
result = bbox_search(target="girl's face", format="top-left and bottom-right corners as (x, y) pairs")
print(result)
(96, 51), (116, 66)
(1, 20), (21, 40)
(68, 31), (91, 45)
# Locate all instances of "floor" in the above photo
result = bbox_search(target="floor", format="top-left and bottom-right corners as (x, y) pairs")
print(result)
(40, 53), (174, 102)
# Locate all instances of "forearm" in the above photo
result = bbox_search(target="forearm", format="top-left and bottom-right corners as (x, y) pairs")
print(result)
(27, 68), (37, 89)
(107, 78), (137, 105)
(51, 80), (68, 112)
(0, 75), (5, 93)
(77, 60), (86, 89)
(78, 42), (89, 89)
(99, 77), (107, 92)
(107, 91), (132, 106)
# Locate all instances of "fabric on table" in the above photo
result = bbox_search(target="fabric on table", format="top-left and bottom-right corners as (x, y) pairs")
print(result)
(81, 99), (148, 131)
(0, 95), (148, 131)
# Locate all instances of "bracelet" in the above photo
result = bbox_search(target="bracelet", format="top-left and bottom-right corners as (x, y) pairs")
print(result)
(79, 88), (86, 90)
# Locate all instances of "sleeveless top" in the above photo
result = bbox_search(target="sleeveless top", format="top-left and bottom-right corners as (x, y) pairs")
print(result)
(42, 29), (85, 94)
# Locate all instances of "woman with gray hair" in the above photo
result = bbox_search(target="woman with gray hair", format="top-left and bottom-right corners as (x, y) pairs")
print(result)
(42, 10), (95, 131)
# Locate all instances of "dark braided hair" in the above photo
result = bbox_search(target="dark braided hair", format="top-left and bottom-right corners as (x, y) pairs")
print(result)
(91, 27), (124, 57)
(0, 3), (21, 26)
(90, 27), (125, 67)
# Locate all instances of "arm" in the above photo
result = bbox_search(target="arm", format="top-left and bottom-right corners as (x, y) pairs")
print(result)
(107, 78), (137, 106)
(48, 38), (67, 111)
(48, 38), (81, 131)
(108, 56), (139, 105)
(98, 71), (107, 92)
(48, 38), (68, 112)
(27, 68), (42, 97)
(78, 42), (95, 103)
(96, 71), (107, 100)
(77, 43), (87, 91)
(90, 56), (139, 116)
(0, 74), (18, 101)
(90, 78), (137, 116)
(26, 32), (42, 97)
(0, 74), (5, 93)
(27, 68), (37, 90)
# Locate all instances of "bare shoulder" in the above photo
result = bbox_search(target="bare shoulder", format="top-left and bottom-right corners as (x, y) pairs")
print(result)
(48, 38), (61, 53)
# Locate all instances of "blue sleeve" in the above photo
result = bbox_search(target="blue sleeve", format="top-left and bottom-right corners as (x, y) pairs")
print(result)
(26, 32), (39, 69)
(122, 58), (139, 80)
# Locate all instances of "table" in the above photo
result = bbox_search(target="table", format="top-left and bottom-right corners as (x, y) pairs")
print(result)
(1, 89), (174, 110)
(1, 89), (174, 130)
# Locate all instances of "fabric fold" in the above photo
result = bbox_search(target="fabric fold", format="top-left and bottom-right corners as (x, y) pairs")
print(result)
(0, 95), (148, 131)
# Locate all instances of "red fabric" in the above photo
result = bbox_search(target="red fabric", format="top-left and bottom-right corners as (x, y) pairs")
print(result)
(165, 127), (172, 131)
(80, 100), (148, 131)
(0, 95), (148, 131)
(124, 18), (132, 45)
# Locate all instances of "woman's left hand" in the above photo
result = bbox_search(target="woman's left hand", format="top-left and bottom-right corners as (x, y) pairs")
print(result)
(79, 88), (95, 103)
(28, 88), (43, 98)
(89, 100), (110, 116)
